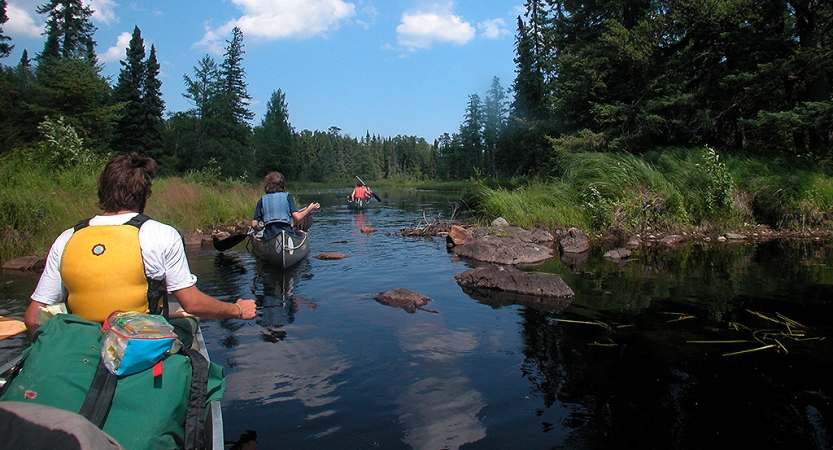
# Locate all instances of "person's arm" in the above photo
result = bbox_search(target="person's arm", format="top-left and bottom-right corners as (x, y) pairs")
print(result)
(24, 300), (47, 334)
(291, 202), (320, 222)
(251, 198), (264, 229)
(172, 286), (257, 320)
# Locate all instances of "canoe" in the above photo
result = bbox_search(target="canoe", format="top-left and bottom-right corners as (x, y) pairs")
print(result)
(248, 229), (310, 269)
(0, 322), (223, 449)
(347, 198), (371, 210)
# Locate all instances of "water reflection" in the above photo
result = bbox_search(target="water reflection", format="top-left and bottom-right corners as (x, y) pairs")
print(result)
(223, 335), (350, 410)
(251, 259), (314, 328)
(3, 189), (833, 449)
(519, 239), (833, 449)
(396, 323), (486, 450)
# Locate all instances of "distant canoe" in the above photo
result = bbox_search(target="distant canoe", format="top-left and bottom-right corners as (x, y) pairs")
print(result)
(248, 229), (310, 269)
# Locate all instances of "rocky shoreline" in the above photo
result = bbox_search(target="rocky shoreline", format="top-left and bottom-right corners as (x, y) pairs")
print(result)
(3, 219), (831, 312)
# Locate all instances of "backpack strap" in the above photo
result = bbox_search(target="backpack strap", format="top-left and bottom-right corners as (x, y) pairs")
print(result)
(74, 218), (92, 231)
(180, 347), (208, 450)
(78, 358), (118, 428)
(124, 214), (169, 317)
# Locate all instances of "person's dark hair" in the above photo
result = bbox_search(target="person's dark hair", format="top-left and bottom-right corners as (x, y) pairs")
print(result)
(264, 172), (286, 193)
(97, 152), (157, 213)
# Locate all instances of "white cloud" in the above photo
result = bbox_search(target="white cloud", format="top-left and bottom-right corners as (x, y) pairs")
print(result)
(396, 10), (475, 51)
(5, 2), (43, 39)
(196, 0), (356, 53)
(5, 0), (118, 40)
(477, 18), (508, 39)
(99, 31), (131, 63)
(87, 0), (118, 26)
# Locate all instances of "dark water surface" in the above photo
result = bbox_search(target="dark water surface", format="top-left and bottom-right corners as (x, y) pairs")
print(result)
(2, 189), (833, 449)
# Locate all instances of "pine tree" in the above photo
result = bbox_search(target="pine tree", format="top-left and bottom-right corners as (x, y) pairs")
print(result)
(483, 76), (507, 177)
(502, 12), (552, 176)
(219, 26), (254, 129)
(141, 45), (165, 159)
(0, 0), (13, 58)
(213, 26), (253, 176)
(458, 93), (484, 178)
(252, 89), (295, 177)
(111, 26), (146, 153)
(36, 0), (97, 63)
(510, 15), (547, 123)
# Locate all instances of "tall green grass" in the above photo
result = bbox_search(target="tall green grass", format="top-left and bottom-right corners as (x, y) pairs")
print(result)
(471, 148), (833, 234)
(4, 146), (833, 264)
(0, 152), (261, 263)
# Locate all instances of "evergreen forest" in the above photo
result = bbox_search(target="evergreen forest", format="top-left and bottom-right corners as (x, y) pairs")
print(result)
(0, 0), (831, 182)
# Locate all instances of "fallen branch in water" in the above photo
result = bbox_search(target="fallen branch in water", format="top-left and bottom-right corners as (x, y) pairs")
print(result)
(400, 212), (467, 237)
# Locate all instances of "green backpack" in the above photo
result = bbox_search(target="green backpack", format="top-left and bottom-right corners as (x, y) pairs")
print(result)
(0, 314), (225, 450)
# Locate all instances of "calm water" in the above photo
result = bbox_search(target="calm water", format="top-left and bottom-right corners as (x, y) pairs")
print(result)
(2, 189), (833, 450)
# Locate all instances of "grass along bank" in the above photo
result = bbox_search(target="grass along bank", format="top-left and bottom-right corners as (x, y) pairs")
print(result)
(469, 147), (833, 238)
(0, 153), (261, 265)
(4, 146), (833, 265)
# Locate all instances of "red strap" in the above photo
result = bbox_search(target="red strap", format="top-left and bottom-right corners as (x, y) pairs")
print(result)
(153, 360), (163, 377)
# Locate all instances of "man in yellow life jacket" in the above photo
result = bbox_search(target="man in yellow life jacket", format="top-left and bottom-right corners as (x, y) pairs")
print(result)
(24, 152), (257, 334)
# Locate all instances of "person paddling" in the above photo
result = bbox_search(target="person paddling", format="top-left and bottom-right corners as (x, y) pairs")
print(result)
(251, 171), (320, 238)
(349, 180), (372, 202)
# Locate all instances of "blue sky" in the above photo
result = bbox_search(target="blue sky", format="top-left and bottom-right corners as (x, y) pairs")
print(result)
(4, 0), (523, 141)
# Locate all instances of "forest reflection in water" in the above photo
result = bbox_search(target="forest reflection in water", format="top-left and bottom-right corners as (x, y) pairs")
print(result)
(1, 189), (832, 449)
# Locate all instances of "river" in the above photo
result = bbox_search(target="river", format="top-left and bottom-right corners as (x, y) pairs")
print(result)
(2, 188), (832, 449)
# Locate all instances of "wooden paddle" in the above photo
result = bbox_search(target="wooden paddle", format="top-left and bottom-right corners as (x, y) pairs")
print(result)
(0, 316), (26, 340)
(355, 175), (382, 202)
(213, 233), (247, 252)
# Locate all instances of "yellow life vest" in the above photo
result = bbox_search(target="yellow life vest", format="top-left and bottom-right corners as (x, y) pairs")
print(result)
(61, 219), (150, 323)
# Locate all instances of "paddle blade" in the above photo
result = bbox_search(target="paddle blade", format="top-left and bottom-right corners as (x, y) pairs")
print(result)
(0, 316), (26, 340)
(213, 234), (247, 252)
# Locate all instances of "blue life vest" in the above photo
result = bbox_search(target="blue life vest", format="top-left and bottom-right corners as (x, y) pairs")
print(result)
(261, 192), (292, 225)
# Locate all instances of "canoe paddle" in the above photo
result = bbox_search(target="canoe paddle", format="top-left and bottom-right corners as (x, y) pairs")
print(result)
(0, 316), (26, 340)
(355, 175), (382, 202)
(213, 233), (247, 252)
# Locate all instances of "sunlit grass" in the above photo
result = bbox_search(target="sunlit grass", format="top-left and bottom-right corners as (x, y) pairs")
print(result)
(472, 180), (591, 229)
(146, 178), (260, 233)
(4, 146), (833, 263)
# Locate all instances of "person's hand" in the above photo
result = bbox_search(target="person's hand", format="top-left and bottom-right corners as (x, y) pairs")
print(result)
(309, 202), (321, 211)
(235, 299), (257, 320)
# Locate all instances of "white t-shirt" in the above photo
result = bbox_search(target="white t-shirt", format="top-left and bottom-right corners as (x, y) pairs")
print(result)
(31, 213), (198, 305)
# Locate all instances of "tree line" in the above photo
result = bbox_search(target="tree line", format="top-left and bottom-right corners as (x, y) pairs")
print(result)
(1, 0), (830, 183)
(444, 0), (832, 179)
(0, 0), (439, 182)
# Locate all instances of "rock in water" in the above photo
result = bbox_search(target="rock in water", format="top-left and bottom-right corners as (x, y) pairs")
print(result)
(374, 289), (432, 314)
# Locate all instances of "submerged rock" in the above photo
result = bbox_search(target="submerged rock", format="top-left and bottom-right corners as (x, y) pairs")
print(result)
(603, 248), (632, 260)
(314, 252), (348, 260)
(374, 288), (433, 314)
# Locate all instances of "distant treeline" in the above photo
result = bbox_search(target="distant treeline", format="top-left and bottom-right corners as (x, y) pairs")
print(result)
(0, 0), (831, 183)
